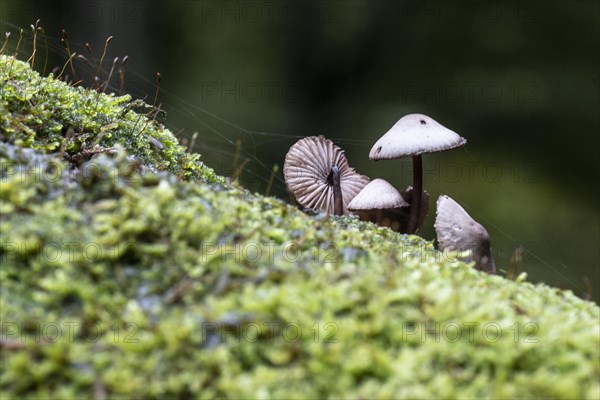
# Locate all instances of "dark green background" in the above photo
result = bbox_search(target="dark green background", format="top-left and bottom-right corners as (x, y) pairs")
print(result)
(2, 1), (598, 301)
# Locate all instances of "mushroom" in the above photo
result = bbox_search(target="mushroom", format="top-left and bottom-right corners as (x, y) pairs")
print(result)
(284, 136), (369, 215)
(347, 178), (409, 231)
(434, 195), (496, 274)
(396, 186), (430, 234)
(369, 114), (466, 234)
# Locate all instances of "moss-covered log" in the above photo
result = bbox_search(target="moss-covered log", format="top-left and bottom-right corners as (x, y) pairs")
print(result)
(1, 56), (598, 398)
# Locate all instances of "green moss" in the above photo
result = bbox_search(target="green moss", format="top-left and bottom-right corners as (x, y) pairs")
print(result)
(1, 56), (599, 399)
(0, 55), (222, 184)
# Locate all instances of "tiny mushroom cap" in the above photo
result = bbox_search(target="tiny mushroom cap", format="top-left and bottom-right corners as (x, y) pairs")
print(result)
(348, 178), (409, 211)
(369, 113), (466, 160)
(434, 195), (496, 274)
(284, 136), (369, 214)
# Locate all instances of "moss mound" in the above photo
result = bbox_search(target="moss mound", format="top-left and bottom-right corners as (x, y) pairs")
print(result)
(1, 56), (599, 399)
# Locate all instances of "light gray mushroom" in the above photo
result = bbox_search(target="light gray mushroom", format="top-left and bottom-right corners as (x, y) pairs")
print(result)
(284, 136), (369, 215)
(369, 114), (466, 234)
(434, 195), (496, 274)
(348, 178), (408, 210)
(347, 178), (409, 231)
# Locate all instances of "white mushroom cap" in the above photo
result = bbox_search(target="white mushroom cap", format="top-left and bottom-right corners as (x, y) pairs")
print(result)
(434, 195), (495, 273)
(284, 136), (369, 214)
(347, 179), (409, 211)
(369, 114), (466, 160)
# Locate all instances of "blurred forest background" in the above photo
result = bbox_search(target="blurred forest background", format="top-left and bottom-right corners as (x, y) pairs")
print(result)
(2, 1), (598, 302)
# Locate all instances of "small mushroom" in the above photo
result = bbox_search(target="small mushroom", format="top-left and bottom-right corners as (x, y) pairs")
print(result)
(347, 178), (409, 231)
(369, 114), (466, 234)
(434, 195), (496, 274)
(396, 186), (430, 233)
(284, 136), (369, 215)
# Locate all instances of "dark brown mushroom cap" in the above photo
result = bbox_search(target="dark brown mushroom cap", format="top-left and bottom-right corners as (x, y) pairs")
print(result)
(284, 136), (370, 214)
(369, 114), (466, 160)
(434, 195), (496, 274)
(347, 179), (409, 211)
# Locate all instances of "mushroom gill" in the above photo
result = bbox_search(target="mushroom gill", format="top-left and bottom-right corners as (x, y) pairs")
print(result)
(284, 136), (369, 215)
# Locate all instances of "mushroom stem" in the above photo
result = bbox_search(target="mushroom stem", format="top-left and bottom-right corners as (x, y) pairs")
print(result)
(407, 154), (423, 233)
(329, 165), (343, 215)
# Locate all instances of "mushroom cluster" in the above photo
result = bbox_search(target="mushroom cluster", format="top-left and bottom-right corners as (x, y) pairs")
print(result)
(283, 114), (495, 273)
